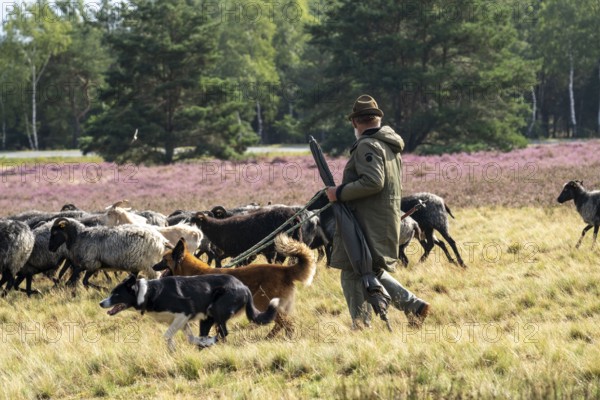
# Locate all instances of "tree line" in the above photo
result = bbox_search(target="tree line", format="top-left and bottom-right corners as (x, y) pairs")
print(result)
(0, 0), (599, 163)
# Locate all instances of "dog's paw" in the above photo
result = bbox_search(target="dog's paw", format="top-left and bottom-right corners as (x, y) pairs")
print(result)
(195, 335), (217, 348)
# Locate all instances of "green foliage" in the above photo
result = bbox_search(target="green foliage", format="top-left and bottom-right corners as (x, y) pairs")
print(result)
(0, 0), (599, 159)
(532, 0), (600, 138)
(1, 1), (72, 150)
(308, 0), (537, 154)
(82, 0), (247, 164)
(40, 1), (111, 149)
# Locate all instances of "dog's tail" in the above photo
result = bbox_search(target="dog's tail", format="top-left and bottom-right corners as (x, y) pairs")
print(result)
(274, 234), (317, 286)
(245, 293), (279, 325)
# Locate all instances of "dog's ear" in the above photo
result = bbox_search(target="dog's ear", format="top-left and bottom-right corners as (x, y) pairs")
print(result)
(124, 274), (137, 287)
(173, 239), (186, 266)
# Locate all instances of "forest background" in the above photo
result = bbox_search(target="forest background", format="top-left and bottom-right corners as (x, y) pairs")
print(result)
(0, 0), (599, 163)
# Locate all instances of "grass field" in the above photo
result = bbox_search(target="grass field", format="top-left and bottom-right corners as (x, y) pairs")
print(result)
(2, 206), (600, 399)
(2, 141), (600, 399)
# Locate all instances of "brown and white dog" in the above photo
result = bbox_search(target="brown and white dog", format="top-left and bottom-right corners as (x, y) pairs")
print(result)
(153, 234), (316, 338)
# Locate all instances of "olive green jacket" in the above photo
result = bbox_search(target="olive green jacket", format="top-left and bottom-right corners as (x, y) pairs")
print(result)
(330, 125), (404, 272)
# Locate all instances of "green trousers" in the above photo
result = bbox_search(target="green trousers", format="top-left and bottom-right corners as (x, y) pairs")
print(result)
(340, 268), (425, 323)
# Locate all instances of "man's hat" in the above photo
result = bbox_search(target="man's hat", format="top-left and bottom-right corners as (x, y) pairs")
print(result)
(347, 94), (384, 120)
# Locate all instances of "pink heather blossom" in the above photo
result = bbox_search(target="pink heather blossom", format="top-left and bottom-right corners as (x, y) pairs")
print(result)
(1, 140), (599, 216)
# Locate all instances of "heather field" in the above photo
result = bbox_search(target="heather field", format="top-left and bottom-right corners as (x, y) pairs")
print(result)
(1, 140), (600, 399)
(2, 140), (600, 215)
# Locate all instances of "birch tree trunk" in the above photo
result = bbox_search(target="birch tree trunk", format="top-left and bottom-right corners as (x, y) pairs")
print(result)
(25, 51), (50, 150)
(568, 51), (577, 137)
(30, 61), (38, 150)
(527, 86), (537, 137)
(23, 112), (33, 150)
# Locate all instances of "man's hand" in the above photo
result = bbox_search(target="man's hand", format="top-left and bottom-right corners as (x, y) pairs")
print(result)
(326, 186), (338, 202)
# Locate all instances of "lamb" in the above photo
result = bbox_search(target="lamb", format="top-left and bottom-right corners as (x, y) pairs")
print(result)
(165, 209), (224, 264)
(401, 193), (467, 268)
(105, 207), (203, 253)
(49, 218), (169, 289)
(105, 199), (168, 227)
(0, 219), (35, 295)
(398, 215), (422, 267)
(190, 207), (303, 267)
(557, 180), (600, 248)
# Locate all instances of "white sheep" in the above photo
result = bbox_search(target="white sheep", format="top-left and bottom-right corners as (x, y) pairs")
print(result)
(106, 207), (203, 253)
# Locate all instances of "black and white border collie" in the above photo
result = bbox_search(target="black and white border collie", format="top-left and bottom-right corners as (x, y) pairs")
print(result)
(99, 274), (279, 351)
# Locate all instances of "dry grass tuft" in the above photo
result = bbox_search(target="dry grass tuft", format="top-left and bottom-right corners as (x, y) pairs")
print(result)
(2, 207), (600, 398)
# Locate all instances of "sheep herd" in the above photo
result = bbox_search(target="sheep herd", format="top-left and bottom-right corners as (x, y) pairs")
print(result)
(0, 199), (322, 297)
(1, 180), (598, 300)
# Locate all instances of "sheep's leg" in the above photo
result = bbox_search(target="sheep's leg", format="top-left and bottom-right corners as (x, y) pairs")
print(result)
(1, 272), (15, 295)
(82, 270), (106, 291)
(316, 246), (325, 262)
(438, 230), (467, 268)
(216, 323), (228, 341)
(13, 273), (39, 296)
(43, 269), (59, 285)
(0, 272), (10, 296)
(56, 260), (72, 284)
(16, 275), (41, 296)
(576, 225), (593, 249)
(592, 225), (599, 249)
(418, 229), (435, 263)
(325, 243), (333, 266)
(66, 266), (84, 287)
(13, 273), (26, 291)
(398, 245), (409, 267)
(24, 275), (40, 296)
(101, 271), (112, 283)
(431, 234), (456, 265)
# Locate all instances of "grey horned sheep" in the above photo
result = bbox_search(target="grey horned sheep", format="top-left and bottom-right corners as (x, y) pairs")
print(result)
(398, 215), (422, 267)
(0, 219), (35, 294)
(401, 193), (467, 268)
(14, 221), (71, 296)
(557, 180), (600, 249)
(49, 218), (169, 289)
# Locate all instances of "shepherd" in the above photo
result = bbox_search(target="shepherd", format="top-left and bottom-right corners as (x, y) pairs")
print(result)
(320, 94), (431, 330)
